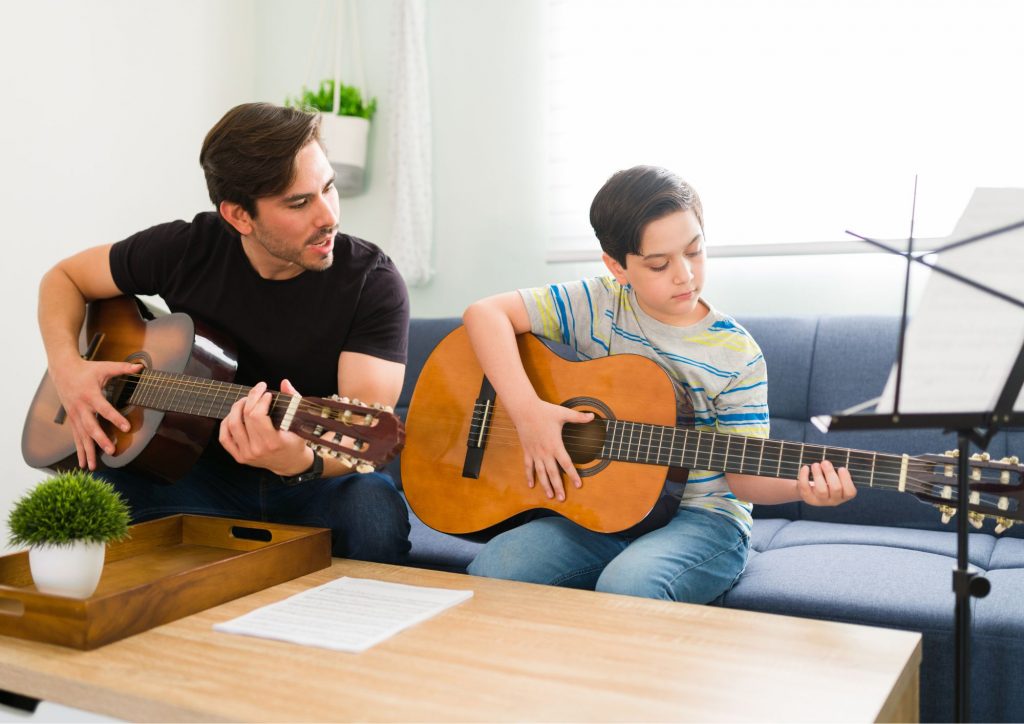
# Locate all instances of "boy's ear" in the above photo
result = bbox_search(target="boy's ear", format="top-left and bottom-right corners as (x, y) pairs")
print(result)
(219, 200), (255, 236)
(602, 252), (629, 286)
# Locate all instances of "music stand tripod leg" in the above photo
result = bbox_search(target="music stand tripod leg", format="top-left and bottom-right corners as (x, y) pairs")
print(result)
(953, 430), (992, 722)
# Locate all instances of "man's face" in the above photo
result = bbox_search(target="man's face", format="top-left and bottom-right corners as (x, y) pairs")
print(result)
(243, 141), (340, 279)
(603, 209), (707, 327)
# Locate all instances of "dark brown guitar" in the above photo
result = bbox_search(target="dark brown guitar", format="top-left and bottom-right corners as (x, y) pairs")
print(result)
(401, 326), (1024, 534)
(22, 296), (404, 482)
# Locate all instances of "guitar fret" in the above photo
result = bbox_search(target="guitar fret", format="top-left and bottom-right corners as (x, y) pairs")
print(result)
(669, 427), (678, 467)
(740, 436), (748, 474)
(757, 439), (765, 476)
(655, 424), (664, 465)
(797, 443), (804, 474)
(870, 451), (877, 487)
(776, 441), (784, 477)
(723, 434), (731, 473)
(707, 431), (717, 470)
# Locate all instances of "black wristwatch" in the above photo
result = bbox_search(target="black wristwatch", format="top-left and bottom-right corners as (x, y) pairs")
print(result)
(279, 450), (323, 486)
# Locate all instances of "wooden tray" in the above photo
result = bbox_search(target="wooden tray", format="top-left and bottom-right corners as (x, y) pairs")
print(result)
(0, 514), (331, 650)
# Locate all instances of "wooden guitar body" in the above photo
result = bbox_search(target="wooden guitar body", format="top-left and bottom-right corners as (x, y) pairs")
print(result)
(22, 297), (237, 483)
(402, 326), (679, 534)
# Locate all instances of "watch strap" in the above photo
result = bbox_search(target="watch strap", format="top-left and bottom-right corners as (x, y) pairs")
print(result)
(279, 450), (323, 486)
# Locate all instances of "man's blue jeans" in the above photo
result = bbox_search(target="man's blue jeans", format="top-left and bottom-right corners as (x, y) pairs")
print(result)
(468, 506), (748, 603)
(95, 452), (411, 564)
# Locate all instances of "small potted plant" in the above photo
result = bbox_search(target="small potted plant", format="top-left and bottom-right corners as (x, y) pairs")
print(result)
(287, 78), (378, 197)
(8, 470), (130, 598)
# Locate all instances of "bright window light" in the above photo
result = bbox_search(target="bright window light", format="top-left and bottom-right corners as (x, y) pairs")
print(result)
(546, 0), (1024, 255)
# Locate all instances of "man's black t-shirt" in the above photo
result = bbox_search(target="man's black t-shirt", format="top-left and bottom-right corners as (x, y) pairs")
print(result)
(109, 211), (409, 398)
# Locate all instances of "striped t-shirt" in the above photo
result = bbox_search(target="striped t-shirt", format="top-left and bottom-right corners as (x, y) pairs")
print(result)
(518, 276), (769, 535)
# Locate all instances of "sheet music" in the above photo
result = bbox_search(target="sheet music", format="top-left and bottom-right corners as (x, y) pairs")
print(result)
(213, 576), (473, 653)
(877, 188), (1024, 413)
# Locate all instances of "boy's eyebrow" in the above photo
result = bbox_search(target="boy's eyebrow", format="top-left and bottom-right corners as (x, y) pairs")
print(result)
(638, 233), (704, 260)
(281, 175), (337, 204)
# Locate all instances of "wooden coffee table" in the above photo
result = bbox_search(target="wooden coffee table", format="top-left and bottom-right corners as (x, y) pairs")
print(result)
(0, 559), (920, 722)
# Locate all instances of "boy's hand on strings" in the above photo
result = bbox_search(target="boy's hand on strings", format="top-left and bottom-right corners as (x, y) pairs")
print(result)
(796, 460), (857, 506)
(510, 399), (594, 502)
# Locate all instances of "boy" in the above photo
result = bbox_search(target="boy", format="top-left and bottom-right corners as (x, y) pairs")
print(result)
(463, 165), (855, 602)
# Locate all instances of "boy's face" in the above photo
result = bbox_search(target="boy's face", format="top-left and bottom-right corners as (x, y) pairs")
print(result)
(602, 209), (707, 327)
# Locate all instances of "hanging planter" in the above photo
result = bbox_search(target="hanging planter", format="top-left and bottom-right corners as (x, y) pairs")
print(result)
(288, 79), (378, 198)
(288, 0), (376, 196)
(320, 112), (370, 196)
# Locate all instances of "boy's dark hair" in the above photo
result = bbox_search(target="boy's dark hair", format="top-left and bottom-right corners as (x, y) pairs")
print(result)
(199, 102), (322, 218)
(589, 165), (704, 267)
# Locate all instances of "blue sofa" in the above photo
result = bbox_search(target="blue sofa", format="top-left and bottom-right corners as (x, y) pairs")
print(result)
(386, 316), (1024, 723)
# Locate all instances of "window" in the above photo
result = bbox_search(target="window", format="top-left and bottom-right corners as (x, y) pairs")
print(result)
(546, 0), (1024, 259)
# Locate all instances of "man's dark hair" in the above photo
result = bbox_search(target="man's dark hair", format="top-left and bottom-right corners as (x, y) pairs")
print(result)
(589, 165), (704, 267)
(199, 102), (322, 218)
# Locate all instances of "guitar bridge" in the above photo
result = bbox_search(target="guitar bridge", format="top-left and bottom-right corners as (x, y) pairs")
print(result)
(463, 376), (496, 479)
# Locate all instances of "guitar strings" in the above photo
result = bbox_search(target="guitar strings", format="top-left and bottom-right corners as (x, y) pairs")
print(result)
(112, 373), (1012, 511)
(453, 406), (1012, 505)
(114, 371), (383, 421)
(452, 421), (1013, 509)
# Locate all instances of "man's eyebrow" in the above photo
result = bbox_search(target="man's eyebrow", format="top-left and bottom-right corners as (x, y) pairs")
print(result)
(280, 176), (336, 204)
(639, 233), (704, 260)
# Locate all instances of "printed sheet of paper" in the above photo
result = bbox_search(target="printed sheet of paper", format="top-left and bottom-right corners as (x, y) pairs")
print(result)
(876, 188), (1024, 413)
(213, 576), (473, 653)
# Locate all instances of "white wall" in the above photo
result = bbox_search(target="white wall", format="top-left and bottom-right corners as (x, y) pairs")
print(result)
(253, 0), (552, 317)
(0, 0), (255, 548)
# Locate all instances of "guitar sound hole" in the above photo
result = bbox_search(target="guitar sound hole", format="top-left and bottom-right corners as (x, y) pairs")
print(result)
(563, 420), (607, 465)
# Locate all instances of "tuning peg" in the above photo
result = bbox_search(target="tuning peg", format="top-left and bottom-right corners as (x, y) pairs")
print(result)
(352, 398), (365, 407)
(355, 461), (375, 474)
(1001, 455), (1020, 466)
(938, 505), (957, 524)
(944, 449), (960, 458)
(995, 517), (1016, 534)
(372, 402), (395, 413)
(329, 395), (351, 404)
(968, 512), (985, 529)
(970, 452), (991, 462)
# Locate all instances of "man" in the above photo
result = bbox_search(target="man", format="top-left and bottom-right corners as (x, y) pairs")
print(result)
(37, 102), (411, 562)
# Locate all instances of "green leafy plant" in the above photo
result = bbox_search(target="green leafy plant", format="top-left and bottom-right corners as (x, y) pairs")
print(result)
(286, 79), (378, 120)
(8, 471), (131, 547)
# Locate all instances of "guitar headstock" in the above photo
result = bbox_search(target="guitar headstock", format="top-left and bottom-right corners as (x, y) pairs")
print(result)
(288, 395), (405, 473)
(910, 452), (1024, 533)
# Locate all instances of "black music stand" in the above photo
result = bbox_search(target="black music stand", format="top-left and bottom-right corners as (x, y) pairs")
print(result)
(812, 192), (1024, 723)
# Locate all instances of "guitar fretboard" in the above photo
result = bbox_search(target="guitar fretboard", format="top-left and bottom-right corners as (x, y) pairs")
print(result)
(599, 420), (905, 490)
(124, 370), (294, 427)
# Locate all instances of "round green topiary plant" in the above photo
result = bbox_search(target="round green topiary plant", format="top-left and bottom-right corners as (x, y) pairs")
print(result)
(8, 470), (131, 548)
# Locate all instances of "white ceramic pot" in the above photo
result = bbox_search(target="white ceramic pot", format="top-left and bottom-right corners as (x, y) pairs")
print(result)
(319, 113), (370, 197)
(28, 540), (106, 598)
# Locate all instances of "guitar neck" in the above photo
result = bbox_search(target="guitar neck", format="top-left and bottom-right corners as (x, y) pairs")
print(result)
(601, 420), (910, 492)
(123, 370), (295, 427)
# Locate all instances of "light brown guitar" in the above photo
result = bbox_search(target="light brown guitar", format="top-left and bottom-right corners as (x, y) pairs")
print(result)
(401, 326), (1024, 535)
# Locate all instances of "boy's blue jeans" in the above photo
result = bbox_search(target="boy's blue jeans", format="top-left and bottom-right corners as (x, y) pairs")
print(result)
(468, 506), (748, 603)
(94, 452), (411, 564)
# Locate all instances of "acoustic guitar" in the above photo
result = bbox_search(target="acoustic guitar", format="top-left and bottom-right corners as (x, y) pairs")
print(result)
(22, 296), (404, 482)
(401, 326), (1024, 535)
